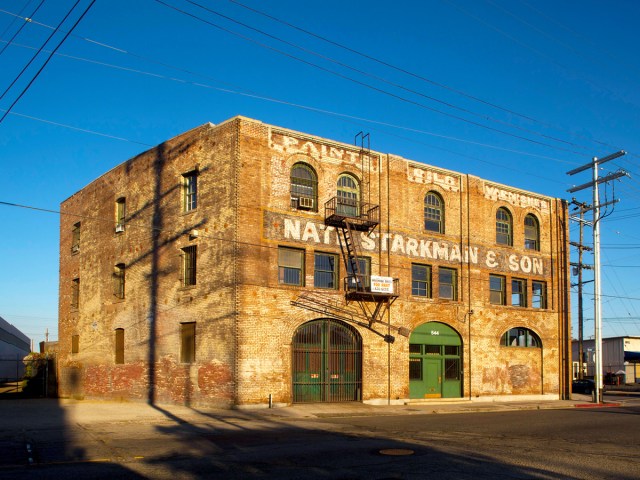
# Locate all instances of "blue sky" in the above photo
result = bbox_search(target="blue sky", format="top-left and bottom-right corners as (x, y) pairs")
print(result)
(1, 0), (639, 347)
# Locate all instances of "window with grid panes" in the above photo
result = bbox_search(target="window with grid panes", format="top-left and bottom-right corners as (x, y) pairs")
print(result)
(411, 263), (432, 297)
(532, 281), (547, 308)
(438, 267), (457, 300)
(314, 252), (338, 289)
(496, 207), (512, 245)
(346, 256), (370, 291)
(489, 275), (505, 305)
(278, 247), (304, 286)
(182, 246), (197, 286)
(424, 192), (444, 233)
(524, 214), (540, 251)
(182, 171), (197, 212)
(501, 328), (540, 347)
(291, 163), (318, 211)
(511, 278), (527, 307)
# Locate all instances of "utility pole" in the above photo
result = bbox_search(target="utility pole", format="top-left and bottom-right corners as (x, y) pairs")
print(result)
(568, 150), (628, 403)
(569, 200), (593, 380)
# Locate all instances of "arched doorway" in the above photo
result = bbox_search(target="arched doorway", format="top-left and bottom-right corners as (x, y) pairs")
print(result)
(292, 319), (362, 403)
(409, 322), (462, 399)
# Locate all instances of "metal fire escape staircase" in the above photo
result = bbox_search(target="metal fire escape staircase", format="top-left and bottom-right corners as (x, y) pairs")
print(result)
(292, 196), (408, 343)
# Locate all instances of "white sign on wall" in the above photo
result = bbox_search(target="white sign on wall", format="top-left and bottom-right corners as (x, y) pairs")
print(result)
(371, 276), (394, 294)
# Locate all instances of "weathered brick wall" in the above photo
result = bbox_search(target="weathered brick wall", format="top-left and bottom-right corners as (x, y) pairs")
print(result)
(232, 117), (569, 404)
(59, 122), (239, 406)
(58, 115), (570, 407)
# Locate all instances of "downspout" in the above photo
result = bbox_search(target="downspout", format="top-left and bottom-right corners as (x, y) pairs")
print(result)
(466, 175), (472, 400)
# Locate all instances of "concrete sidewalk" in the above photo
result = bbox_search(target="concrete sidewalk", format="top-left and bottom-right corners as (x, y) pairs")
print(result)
(0, 393), (625, 430)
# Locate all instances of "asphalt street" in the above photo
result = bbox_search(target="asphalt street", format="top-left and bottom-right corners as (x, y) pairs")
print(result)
(1, 393), (639, 479)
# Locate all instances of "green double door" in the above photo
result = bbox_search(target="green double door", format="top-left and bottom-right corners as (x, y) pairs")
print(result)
(409, 322), (462, 399)
(292, 319), (362, 403)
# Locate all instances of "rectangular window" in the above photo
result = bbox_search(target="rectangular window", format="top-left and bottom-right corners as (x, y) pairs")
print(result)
(532, 281), (547, 309)
(439, 267), (457, 300)
(182, 171), (198, 212)
(489, 275), (505, 305)
(444, 358), (460, 380)
(182, 246), (197, 286)
(279, 247), (304, 286)
(115, 197), (126, 232)
(411, 263), (432, 297)
(425, 345), (441, 355)
(113, 264), (125, 299)
(72, 334), (79, 354)
(180, 322), (196, 363)
(346, 256), (371, 291)
(314, 253), (338, 289)
(71, 222), (80, 253)
(115, 328), (124, 364)
(409, 358), (422, 380)
(71, 278), (80, 308)
(512, 278), (527, 307)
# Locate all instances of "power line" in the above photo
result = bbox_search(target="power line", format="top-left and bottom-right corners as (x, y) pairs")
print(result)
(0, 40), (577, 169)
(154, 0), (588, 157)
(184, 0), (589, 154)
(0, 0), (45, 58)
(227, 0), (618, 153)
(0, 0), (75, 103)
(0, 0), (96, 125)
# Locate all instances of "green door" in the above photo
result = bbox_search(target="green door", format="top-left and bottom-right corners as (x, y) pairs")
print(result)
(292, 319), (362, 403)
(425, 358), (442, 397)
(409, 322), (462, 399)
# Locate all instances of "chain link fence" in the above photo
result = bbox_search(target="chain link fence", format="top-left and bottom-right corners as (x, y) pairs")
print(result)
(0, 354), (57, 398)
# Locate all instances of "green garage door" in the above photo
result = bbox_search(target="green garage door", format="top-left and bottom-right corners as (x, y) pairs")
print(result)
(409, 322), (462, 399)
(292, 319), (362, 403)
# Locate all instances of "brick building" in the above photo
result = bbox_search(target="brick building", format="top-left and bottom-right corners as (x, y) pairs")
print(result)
(58, 116), (571, 407)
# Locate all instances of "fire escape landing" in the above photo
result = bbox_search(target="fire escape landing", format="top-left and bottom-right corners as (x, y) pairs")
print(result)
(292, 196), (408, 343)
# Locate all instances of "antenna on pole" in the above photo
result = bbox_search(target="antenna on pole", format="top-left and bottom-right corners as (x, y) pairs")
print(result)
(567, 150), (628, 404)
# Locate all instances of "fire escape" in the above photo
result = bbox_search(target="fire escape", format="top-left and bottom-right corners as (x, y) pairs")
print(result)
(291, 139), (409, 343)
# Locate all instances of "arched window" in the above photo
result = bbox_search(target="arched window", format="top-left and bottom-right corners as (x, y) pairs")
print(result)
(424, 192), (444, 233)
(336, 173), (359, 217)
(501, 328), (541, 348)
(290, 162), (318, 211)
(524, 214), (540, 251)
(496, 207), (512, 246)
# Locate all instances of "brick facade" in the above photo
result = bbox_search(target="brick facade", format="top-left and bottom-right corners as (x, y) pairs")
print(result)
(58, 116), (571, 407)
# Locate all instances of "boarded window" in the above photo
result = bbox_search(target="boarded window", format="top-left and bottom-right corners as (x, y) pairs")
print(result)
(71, 278), (80, 308)
(115, 328), (124, 364)
(180, 322), (196, 363)
(72, 334), (79, 354)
